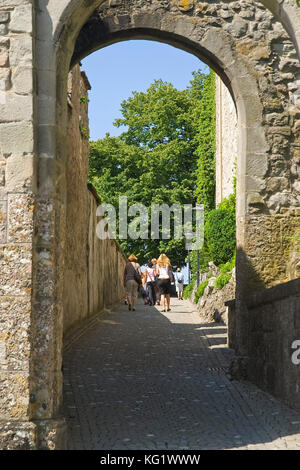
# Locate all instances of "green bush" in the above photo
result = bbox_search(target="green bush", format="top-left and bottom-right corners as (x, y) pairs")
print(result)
(194, 280), (209, 303)
(204, 207), (236, 266)
(183, 279), (195, 299)
(214, 272), (232, 289)
(219, 254), (236, 275)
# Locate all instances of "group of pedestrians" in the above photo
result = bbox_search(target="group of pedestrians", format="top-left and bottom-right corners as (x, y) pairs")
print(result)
(123, 253), (185, 312)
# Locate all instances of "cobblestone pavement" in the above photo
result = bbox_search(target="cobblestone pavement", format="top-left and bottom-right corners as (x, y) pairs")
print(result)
(63, 298), (300, 450)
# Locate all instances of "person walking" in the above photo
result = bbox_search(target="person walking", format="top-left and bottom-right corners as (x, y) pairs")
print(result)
(155, 254), (174, 313)
(175, 267), (184, 300)
(151, 257), (160, 306)
(144, 261), (156, 306)
(123, 254), (142, 311)
(141, 273), (149, 305)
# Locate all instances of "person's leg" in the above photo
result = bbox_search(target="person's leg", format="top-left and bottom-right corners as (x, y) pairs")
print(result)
(161, 294), (166, 311)
(125, 281), (132, 309)
(156, 280), (162, 306)
(166, 280), (171, 310)
(148, 282), (154, 306)
(132, 281), (138, 310)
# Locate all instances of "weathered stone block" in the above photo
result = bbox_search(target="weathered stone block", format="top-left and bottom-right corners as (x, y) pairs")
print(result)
(266, 177), (290, 193)
(0, 52), (8, 67)
(10, 5), (32, 34)
(225, 16), (248, 37)
(0, 24), (8, 35)
(174, 0), (194, 12)
(5, 153), (34, 193)
(36, 418), (67, 450)
(0, 122), (34, 154)
(12, 66), (33, 94)
(0, 13), (9, 24)
(0, 421), (37, 450)
(0, 94), (33, 123)
(0, 296), (31, 371)
(246, 153), (268, 178)
(9, 37), (32, 67)
(236, 40), (271, 60)
(0, 0), (27, 6)
(0, 244), (32, 296)
(0, 68), (10, 91)
(0, 371), (30, 420)
(7, 193), (34, 243)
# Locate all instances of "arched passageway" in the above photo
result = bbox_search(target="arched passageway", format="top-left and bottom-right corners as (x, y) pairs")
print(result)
(1, 0), (300, 449)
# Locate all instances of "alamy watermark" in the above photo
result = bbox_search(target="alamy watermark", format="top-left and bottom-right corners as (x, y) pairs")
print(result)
(96, 196), (204, 251)
(291, 340), (300, 365)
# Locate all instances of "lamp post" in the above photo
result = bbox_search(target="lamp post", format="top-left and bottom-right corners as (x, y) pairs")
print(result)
(197, 249), (200, 287)
(187, 249), (191, 284)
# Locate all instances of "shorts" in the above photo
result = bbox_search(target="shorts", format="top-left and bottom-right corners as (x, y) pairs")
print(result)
(157, 278), (171, 295)
(176, 282), (184, 293)
(126, 279), (139, 298)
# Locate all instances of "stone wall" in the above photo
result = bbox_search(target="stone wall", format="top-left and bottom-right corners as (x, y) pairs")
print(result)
(63, 64), (126, 334)
(229, 278), (300, 412)
(196, 268), (236, 326)
(215, 75), (237, 205)
(0, 1), (36, 449)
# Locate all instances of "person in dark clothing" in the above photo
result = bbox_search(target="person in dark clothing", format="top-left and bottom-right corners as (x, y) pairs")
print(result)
(144, 261), (156, 306)
(123, 254), (142, 311)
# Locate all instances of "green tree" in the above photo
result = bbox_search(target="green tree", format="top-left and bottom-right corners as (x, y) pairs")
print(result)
(89, 72), (213, 266)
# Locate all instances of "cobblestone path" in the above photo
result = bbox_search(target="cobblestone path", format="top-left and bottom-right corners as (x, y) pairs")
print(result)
(63, 298), (300, 450)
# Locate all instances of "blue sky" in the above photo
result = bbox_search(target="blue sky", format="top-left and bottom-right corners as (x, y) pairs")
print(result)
(82, 40), (207, 141)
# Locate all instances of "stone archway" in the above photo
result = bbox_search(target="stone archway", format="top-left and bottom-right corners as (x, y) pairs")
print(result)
(1, 0), (300, 450)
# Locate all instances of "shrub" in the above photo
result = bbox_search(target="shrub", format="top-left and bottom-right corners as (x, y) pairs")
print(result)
(204, 207), (236, 266)
(183, 279), (195, 299)
(214, 272), (232, 289)
(219, 254), (236, 275)
(194, 280), (209, 303)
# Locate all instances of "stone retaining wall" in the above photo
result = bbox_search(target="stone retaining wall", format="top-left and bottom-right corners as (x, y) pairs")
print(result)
(228, 278), (300, 411)
(197, 270), (235, 325)
(63, 64), (126, 335)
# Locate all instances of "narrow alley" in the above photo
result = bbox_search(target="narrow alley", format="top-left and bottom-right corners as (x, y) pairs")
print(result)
(63, 299), (300, 450)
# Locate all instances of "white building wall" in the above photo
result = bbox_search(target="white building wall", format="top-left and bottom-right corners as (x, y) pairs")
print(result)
(215, 75), (238, 206)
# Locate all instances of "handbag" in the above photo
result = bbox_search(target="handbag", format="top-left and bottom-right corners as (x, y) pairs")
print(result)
(168, 265), (175, 283)
(133, 263), (142, 285)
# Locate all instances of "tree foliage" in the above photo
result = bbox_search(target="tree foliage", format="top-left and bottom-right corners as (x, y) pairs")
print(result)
(89, 70), (216, 266)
